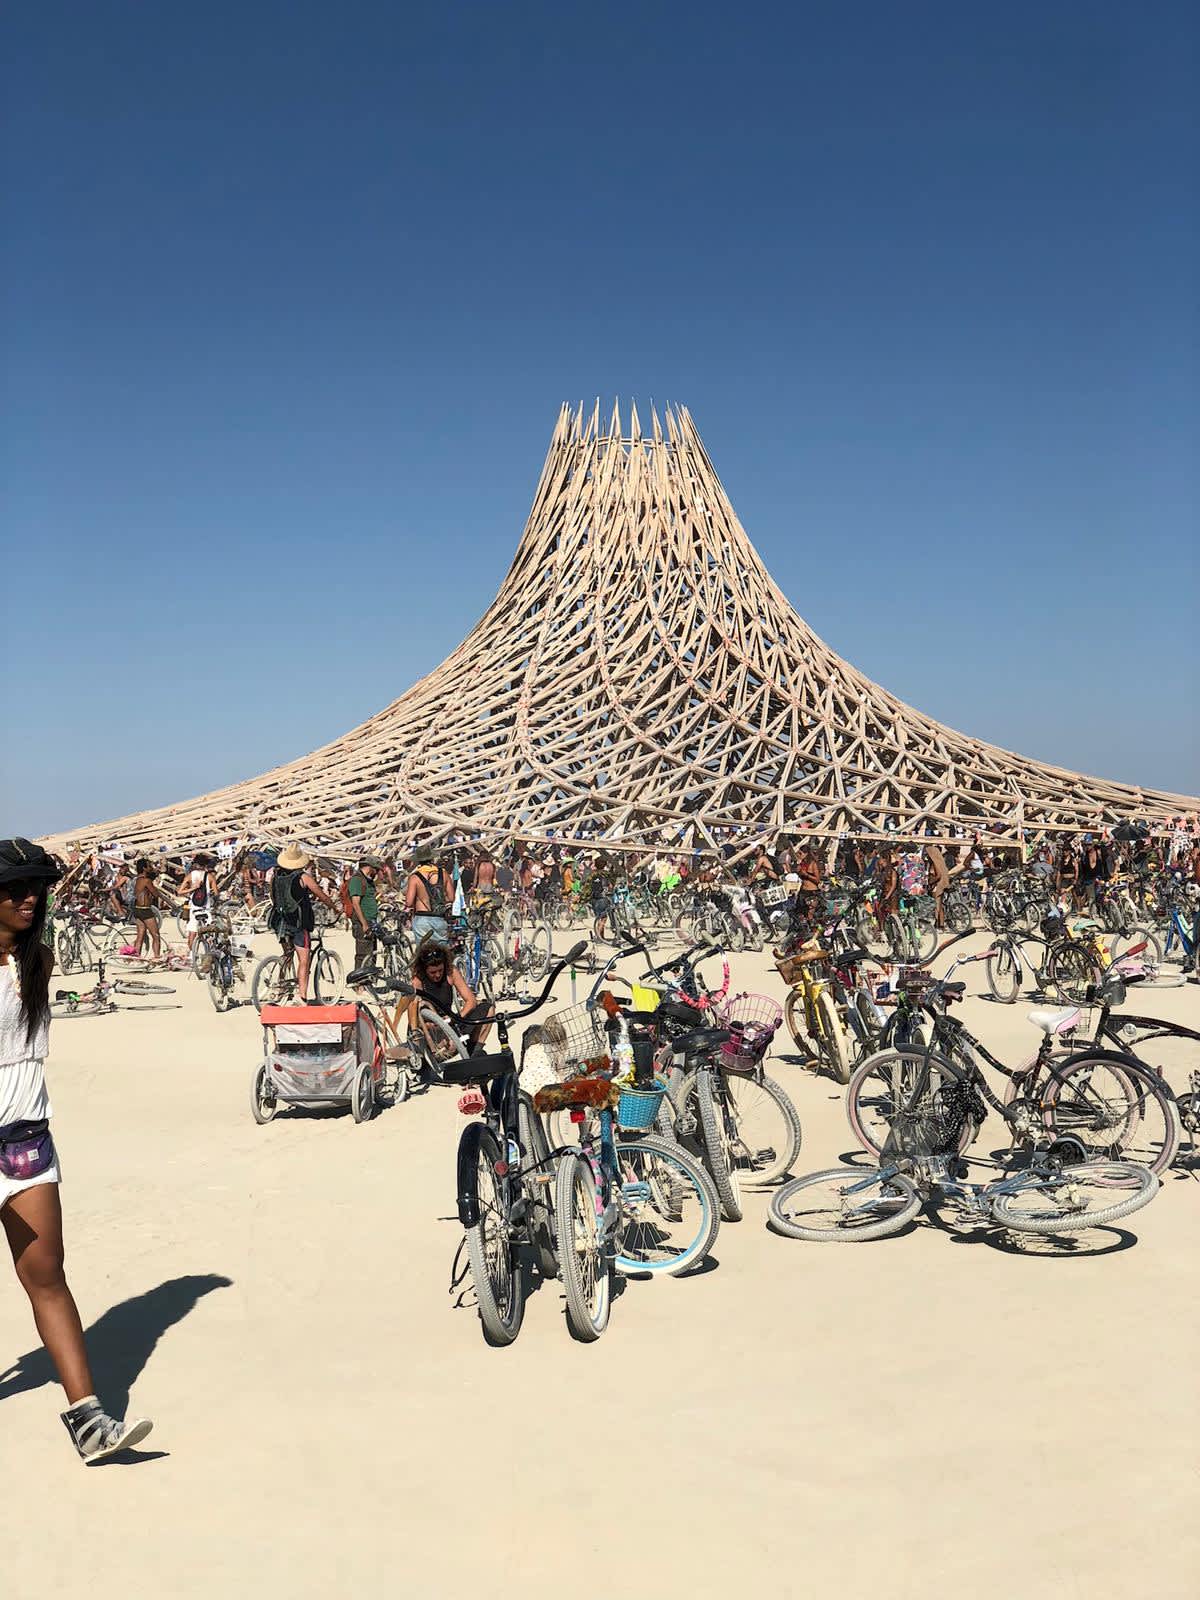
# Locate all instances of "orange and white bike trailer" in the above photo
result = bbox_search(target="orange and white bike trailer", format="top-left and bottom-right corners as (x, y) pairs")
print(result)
(251, 1003), (382, 1125)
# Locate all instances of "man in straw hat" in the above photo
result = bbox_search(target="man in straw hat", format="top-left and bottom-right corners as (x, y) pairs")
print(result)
(269, 845), (341, 1003)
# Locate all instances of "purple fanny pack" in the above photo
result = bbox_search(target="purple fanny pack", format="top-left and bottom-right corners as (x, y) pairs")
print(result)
(0, 1119), (56, 1183)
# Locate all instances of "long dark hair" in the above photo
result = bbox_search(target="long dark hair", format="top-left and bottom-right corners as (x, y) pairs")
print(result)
(14, 888), (51, 1046)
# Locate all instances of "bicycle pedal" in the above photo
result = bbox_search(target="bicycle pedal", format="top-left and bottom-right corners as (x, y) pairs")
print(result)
(530, 1171), (554, 1186)
(619, 1182), (652, 1206)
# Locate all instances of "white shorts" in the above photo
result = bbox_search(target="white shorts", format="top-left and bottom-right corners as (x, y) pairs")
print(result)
(1, 1155), (60, 1211)
(187, 905), (213, 934)
(0, 1053), (58, 1208)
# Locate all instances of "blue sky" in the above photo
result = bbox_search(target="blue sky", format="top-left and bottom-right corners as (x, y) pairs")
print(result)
(4, 0), (1197, 836)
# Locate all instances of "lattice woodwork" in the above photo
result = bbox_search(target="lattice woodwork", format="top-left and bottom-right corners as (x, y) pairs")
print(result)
(41, 403), (1197, 856)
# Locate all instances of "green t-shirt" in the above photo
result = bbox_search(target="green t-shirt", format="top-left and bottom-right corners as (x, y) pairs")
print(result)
(348, 872), (379, 924)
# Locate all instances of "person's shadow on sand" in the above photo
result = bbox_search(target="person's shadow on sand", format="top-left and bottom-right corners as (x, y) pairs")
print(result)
(0, 1272), (232, 1415)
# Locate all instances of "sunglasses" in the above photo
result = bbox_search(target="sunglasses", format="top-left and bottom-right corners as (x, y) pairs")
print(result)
(0, 879), (49, 902)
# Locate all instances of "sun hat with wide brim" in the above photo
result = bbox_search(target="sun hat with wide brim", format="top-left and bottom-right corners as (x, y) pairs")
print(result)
(277, 845), (312, 870)
(0, 838), (62, 887)
(360, 854), (385, 869)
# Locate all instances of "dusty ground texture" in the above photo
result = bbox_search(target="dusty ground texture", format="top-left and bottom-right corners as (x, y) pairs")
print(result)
(3, 929), (1197, 1599)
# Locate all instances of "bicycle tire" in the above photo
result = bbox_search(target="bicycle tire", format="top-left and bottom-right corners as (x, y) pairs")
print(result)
(251, 954), (288, 1009)
(463, 1126), (525, 1345)
(817, 989), (851, 1084)
(518, 1098), (559, 1281)
(554, 1151), (610, 1340)
(113, 979), (176, 995)
(985, 944), (1021, 1004)
(250, 1064), (278, 1124)
(613, 1134), (720, 1277)
(696, 1070), (743, 1222)
(783, 988), (809, 1054)
(911, 912), (938, 964)
(846, 1047), (975, 1159)
(1109, 926), (1163, 967)
(720, 1069), (802, 1187)
(769, 1167), (921, 1241)
(989, 1160), (1158, 1233)
(1049, 943), (1101, 1005)
(1042, 1050), (1181, 1176)
(351, 1062), (375, 1124)
(313, 948), (344, 1002)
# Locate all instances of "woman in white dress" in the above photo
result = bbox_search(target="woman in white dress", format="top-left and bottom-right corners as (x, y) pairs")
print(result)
(0, 838), (152, 1463)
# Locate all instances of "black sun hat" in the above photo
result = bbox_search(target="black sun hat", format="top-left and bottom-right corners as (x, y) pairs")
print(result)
(0, 838), (63, 887)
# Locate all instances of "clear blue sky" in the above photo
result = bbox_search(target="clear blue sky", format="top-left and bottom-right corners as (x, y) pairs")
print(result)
(4, 0), (1197, 836)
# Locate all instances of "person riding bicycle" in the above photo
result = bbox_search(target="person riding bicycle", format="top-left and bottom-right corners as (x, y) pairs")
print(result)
(269, 845), (341, 1004)
(410, 939), (491, 1059)
(180, 852), (218, 953)
(405, 848), (451, 946)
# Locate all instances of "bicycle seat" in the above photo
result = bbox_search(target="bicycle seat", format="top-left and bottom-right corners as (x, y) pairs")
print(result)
(533, 1076), (620, 1114)
(794, 947), (832, 964)
(657, 1000), (705, 1026)
(438, 1048), (516, 1087)
(836, 947), (870, 965)
(942, 981), (966, 997)
(673, 1026), (732, 1056)
(1026, 1007), (1081, 1037)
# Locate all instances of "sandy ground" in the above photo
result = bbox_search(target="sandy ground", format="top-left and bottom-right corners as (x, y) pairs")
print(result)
(3, 927), (1197, 1600)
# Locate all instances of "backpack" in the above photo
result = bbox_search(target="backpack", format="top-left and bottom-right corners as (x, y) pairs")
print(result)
(339, 872), (355, 920)
(190, 872), (209, 908)
(270, 868), (303, 935)
(416, 863), (448, 916)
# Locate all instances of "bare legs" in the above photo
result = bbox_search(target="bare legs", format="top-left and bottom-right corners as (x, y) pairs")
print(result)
(2, 1184), (94, 1405)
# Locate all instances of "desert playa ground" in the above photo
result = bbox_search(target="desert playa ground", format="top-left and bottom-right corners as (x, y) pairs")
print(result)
(3, 930), (1197, 1600)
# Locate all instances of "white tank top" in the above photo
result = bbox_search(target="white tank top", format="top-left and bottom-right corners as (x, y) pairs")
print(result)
(0, 960), (51, 1126)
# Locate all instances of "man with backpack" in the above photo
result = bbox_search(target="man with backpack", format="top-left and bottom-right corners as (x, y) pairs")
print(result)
(180, 852), (218, 953)
(270, 845), (341, 1003)
(405, 848), (451, 948)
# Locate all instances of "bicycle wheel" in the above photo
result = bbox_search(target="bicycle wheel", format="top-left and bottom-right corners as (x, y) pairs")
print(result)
(613, 1134), (720, 1277)
(1043, 1051), (1181, 1176)
(769, 1167), (921, 1241)
(313, 948), (344, 1002)
(846, 1048), (974, 1159)
(883, 914), (906, 962)
(251, 954), (288, 1008)
(783, 989), (810, 1053)
(554, 1151), (610, 1340)
(722, 1071), (802, 1188)
(985, 943), (1021, 1003)
(207, 967), (232, 1012)
(911, 912), (938, 964)
(463, 1127), (525, 1345)
(113, 979), (176, 995)
(989, 1161), (1158, 1233)
(1109, 926), (1163, 967)
(523, 919), (552, 980)
(1049, 943), (1101, 1005)
(518, 1098), (558, 1282)
(351, 1062), (375, 1124)
(250, 1064), (278, 1124)
(696, 1070), (743, 1221)
(946, 897), (973, 935)
(816, 989), (851, 1084)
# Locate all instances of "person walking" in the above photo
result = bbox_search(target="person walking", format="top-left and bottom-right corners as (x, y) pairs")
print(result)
(347, 854), (383, 973)
(131, 859), (170, 959)
(405, 849), (451, 946)
(0, 838), (153, 1462)
(924, 842), (951, 929)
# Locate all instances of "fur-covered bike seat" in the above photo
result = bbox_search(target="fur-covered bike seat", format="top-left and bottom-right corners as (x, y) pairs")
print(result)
(533, 1076), (621, 1114)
